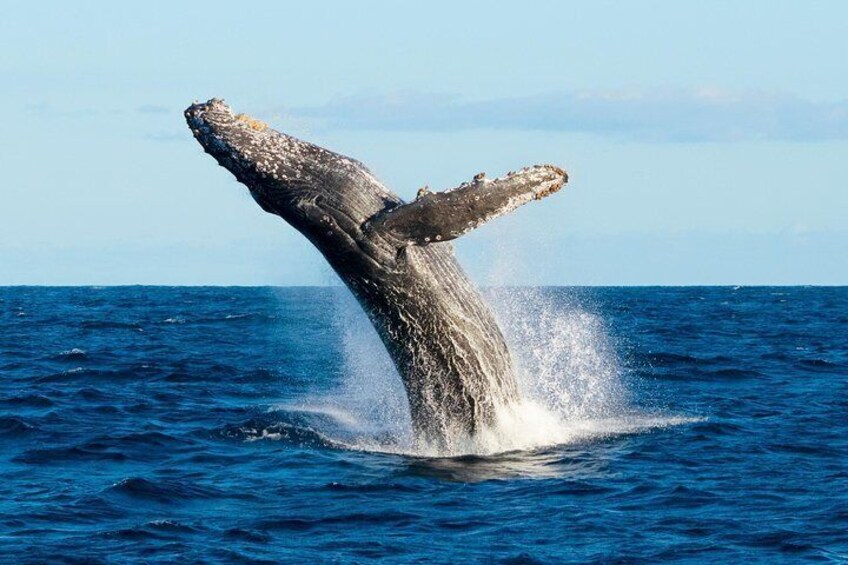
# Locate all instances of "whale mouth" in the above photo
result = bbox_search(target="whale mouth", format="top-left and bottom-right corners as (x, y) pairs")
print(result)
(184, 99), (269, 170)
(183, 99), (328, 216)
(185, 98), (235, 125)
(184, 98), (230, 136)
(185, 98), (269, 134)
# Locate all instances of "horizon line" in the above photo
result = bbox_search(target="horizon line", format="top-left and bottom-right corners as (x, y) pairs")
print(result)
(2, 284), (846, 289)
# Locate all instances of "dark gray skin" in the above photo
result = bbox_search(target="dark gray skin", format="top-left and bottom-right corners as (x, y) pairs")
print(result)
(185, 99), (567, 449)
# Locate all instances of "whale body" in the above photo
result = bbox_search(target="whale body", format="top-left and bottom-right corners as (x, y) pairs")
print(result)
(185, 99), (567, 449)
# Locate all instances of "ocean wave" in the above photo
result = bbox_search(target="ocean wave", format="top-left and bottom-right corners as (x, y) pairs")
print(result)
(0, 415), (38, 438)
(0, 393), (54, 408)
(14, 445), (128, 465)
(635, 351), (734, 367)
(105, 477), (221, 503)
(652, 367), (764, 381)
(209, 415), (336, 448)
(252, 510), (421, 532)
(102, 519), (202, 540)
(797, 358), (843, 372)
(80, 320), (143, 331)
(52, 348), (88, 361)
(36, 367), (140, 383)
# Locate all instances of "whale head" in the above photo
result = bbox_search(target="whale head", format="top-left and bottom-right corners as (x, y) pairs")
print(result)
(185, 99), (402, 265)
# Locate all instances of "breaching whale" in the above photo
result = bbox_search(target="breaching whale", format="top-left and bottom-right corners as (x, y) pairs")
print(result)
(185, 99), (567, 449)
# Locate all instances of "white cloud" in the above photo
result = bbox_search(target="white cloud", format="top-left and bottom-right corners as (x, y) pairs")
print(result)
(283, 89), (848, 142)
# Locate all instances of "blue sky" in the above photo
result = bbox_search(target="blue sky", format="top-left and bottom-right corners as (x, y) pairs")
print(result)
(1, 1), (846, 285)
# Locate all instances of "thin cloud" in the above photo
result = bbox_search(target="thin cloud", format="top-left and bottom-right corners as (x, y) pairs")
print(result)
(144, 130), (184, 142)
(23, 103), (173, 118)
(24, 103), (98, 118)
(136, 104), (170, 114)
(286, 89), (848, 142)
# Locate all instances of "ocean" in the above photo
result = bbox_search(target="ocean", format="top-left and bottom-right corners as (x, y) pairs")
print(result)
(1, 286), (846, 563)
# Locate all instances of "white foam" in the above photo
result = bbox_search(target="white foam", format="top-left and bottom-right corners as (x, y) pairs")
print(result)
(325, 401), (699, 458)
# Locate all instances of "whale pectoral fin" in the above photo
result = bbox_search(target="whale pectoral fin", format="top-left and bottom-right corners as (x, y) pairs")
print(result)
(366, 165), (567, 245)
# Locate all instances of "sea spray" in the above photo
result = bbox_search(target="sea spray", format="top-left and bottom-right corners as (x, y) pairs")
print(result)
(282, 288), (414, 448)
(276, 285), (681, 458)
(488, 287), (628, 421)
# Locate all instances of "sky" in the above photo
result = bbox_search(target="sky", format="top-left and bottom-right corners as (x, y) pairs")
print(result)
(1, 0), (846, 285)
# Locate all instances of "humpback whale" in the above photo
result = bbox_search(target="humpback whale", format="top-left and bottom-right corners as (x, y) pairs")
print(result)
(185, 99), (567, 449)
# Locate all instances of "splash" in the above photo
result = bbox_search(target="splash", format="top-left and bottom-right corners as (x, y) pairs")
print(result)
(275, 286), (694, 458)
(280, 289), (415, 448)
(490, 287), (627, 421)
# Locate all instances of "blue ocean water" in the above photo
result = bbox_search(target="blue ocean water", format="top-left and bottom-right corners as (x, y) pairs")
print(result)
(1, 286), (846, 563)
